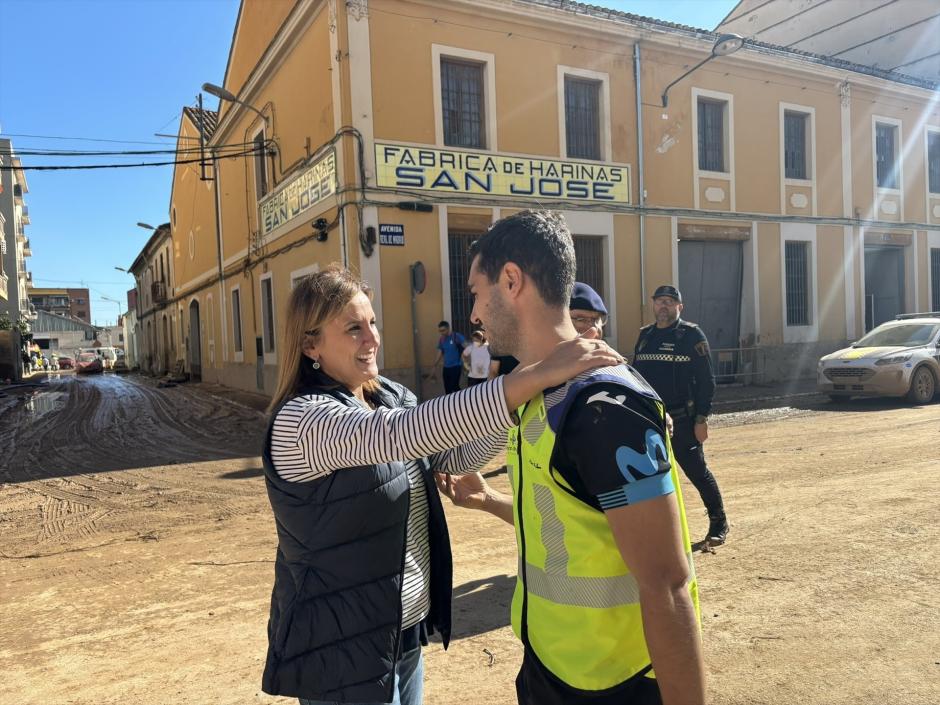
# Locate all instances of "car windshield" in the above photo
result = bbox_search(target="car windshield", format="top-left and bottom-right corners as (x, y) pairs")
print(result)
(78, 353), (97, 362)
(855, 323), (940, 347)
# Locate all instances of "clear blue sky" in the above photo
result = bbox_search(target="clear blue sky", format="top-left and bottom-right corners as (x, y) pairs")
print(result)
(0, 0), (736, 326)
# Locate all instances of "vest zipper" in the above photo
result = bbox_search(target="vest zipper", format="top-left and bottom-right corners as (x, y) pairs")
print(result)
(389, 474), (410, 703)
(517, 402), (530, 645)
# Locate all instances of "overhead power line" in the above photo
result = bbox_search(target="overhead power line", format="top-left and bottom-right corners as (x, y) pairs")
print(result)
(1, 142), (259, 157)
(33, 278), (133, 286)
(0, 131), (176, 146)
(0, 146), (263, 171)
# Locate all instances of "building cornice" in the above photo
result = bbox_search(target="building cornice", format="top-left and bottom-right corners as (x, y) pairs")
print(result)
(210, 0), (323, 146)
(443, 0), (940, 103)
(129, 224), (172, 275)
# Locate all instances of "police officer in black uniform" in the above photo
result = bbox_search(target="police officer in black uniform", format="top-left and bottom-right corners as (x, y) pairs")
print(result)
(632, 285), (729, 546)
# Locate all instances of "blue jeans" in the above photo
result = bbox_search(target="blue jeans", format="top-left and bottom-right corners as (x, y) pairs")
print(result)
(299, 644), (424, 705)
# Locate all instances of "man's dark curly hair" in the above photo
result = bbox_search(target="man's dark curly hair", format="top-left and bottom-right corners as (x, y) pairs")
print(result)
(468, 210), (575, 307)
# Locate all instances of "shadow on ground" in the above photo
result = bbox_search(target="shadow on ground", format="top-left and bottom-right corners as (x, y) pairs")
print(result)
(430, 574), (515, 642)
(220, 467), (265, 480)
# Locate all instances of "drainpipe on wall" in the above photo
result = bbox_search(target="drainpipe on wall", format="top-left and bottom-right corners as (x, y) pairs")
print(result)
(213, 150), (226, 379)
(634, 42), (647, 325)
(339, 205), (349, 268)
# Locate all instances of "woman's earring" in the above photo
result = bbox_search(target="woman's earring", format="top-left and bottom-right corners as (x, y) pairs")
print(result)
(311, 359), (320, 370)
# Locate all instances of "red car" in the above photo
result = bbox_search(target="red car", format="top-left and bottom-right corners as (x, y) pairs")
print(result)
(75, 352), (103, 374)
(57, 356), (75, 370)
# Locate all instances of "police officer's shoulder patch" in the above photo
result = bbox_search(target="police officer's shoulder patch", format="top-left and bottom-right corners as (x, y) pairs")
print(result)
(695, 340), (710, 357)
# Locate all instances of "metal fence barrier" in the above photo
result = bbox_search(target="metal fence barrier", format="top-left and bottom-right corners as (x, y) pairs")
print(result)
(712, 346), (765, 385)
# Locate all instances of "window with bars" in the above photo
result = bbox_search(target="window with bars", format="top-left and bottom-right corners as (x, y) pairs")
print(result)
(565, 77), (601, 160)
(448, 231), (481, 338)
(928, 132), (940, 194)
(932, 248), (940, 312)
(231, 288), (243, 353)
(875, 123), (899, 189)
(784, 111), (808, 180)
(441, 59), (486, 149)
(698, 99), (726, 172)
(785, 241), (811, 326)
(253, 130), (268, 200)
(261, 277), (275, 354)
(573, 235), (605, 305)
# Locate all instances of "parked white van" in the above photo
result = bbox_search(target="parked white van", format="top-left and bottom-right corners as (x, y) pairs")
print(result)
(76, 347), (118, 370)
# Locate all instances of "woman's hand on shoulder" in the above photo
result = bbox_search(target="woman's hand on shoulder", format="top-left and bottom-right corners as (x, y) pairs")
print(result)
(533, 337), (623, 388)
(501, 338), (622, 410)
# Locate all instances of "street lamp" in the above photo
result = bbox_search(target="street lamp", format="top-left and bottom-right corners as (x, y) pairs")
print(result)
(660, 33), (744, 108)
(202, 82), (269, 125)
(99, 295), (123, 335)
(137, 222), (155, 231)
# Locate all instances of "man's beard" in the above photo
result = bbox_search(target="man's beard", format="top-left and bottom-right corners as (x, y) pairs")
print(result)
(656, 310), (678, 326)
(482, 291), (517, 357)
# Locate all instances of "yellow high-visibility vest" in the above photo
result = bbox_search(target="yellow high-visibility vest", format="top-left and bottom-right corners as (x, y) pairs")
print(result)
(508, 370), (700, 691)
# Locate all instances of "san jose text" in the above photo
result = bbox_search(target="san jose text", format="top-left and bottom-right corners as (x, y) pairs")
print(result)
(260, 151), (337, 236)
(375, 143), (631, 203)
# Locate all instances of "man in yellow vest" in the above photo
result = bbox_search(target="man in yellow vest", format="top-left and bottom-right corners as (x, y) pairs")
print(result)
(441, 210), (705, 705)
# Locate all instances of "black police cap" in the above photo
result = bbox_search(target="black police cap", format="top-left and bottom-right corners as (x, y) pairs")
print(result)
(652, 285), (682, 302)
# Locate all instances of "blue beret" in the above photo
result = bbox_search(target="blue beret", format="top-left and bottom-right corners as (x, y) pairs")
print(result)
(569, 282), (608, 316)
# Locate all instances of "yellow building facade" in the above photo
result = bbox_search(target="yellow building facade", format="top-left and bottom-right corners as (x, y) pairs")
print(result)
(152, 0), (940, 395)
(129, 223), (175, 375)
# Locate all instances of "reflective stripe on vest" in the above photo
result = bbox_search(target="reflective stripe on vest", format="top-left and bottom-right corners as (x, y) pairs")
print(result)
(509, 377), (700, 692)
(521, 484), (696, 609)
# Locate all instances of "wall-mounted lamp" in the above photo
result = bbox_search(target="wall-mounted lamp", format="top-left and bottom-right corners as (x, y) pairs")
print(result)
(313, 218), (330, 242)
(202, 82), (269, 125)
(660, 33), (744, 108)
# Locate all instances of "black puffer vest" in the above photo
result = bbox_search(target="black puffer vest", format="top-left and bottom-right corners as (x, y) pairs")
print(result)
(260, 377), (453, 702)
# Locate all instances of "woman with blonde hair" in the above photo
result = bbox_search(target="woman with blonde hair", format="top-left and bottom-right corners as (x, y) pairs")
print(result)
(260, 264), (621, 705)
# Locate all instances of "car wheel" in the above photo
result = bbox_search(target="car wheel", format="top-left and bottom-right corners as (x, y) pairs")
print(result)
(905, 366), (936, 404)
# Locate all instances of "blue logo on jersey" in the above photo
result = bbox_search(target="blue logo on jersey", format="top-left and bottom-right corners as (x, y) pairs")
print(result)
(615, 430), (667, 483)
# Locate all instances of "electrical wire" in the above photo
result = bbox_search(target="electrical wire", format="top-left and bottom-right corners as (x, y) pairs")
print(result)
(643, 55), (940, 116)
(33, 278), (131, 286)
(0, 147), (262, 171)
(0, 132), (174, 145)
(0, 143), (260, 157)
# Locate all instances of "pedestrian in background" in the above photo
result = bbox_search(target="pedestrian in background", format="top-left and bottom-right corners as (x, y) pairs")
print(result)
(632, 285), (729, 547)
(260, 264), (621, 705)
(491, 353), (519, 376)
(430, 320), (465, 394)
(462, 330), (497, 386)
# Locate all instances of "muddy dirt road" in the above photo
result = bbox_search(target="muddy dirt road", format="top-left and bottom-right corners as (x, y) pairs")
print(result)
(1, 374), (938, 705)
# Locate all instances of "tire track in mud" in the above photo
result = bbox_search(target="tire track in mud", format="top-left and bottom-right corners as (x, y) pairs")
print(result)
(38, 496), (110, 544)
(1, 374), (266, 556)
